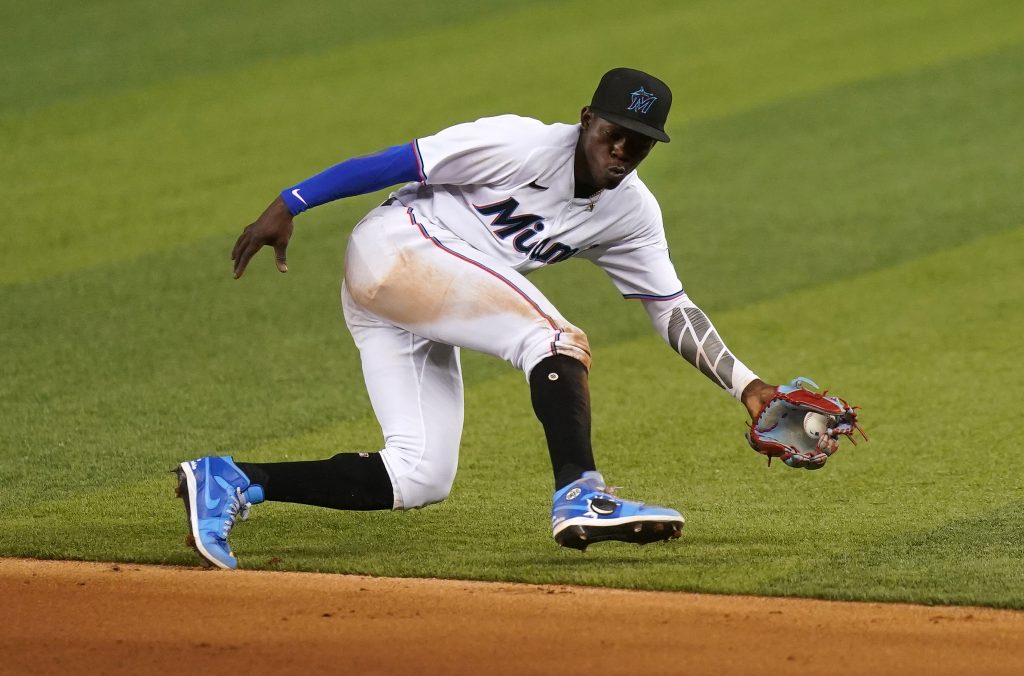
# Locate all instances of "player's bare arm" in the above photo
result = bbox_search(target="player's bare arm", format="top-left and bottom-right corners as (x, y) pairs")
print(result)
(231, 195), (294, 278)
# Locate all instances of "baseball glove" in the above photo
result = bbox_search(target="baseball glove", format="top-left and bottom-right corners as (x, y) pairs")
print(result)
(746, 377), (866, 470)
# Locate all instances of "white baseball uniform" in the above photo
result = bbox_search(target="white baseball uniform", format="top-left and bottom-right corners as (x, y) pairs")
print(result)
(341, 115), (758, 509)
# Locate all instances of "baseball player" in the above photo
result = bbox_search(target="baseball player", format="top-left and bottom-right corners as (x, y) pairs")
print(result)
(176, 68), (780, 570)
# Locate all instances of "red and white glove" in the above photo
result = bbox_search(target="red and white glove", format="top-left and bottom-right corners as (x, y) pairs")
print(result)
(746, 377), (866, 470)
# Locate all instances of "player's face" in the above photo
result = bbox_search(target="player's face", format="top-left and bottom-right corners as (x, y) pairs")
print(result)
(577, 108), (657, 191)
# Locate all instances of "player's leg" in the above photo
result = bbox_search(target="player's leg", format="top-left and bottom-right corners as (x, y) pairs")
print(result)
(238, 289), (464, 511)
(175, 289), (464, 569)
(344, 204), (683, 549)
(340, 283), (465, 509)
(344, 204), (596, 489)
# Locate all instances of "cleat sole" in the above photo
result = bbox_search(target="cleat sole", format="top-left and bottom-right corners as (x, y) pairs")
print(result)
(176, 469), (203, 562)
(554, 524), (590, 551)
(555, 517), (685, 549)
(173, 469), (184, 498)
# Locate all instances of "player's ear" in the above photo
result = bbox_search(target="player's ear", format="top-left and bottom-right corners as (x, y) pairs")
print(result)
(580, 106), (593, 129)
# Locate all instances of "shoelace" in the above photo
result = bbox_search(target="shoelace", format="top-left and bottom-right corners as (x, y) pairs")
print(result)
(219, 487), (252, 539)
(599, 485), (648, 507)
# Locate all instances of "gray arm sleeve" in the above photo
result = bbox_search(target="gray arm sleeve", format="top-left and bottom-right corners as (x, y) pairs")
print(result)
(643, 294), (759, 400)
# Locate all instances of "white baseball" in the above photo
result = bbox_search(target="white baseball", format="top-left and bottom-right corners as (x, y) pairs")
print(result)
(803, 412), (829, 438)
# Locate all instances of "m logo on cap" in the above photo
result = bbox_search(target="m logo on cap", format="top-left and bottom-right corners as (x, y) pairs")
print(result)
(627, 86), (657, 114)
(590, 68), (672, 142)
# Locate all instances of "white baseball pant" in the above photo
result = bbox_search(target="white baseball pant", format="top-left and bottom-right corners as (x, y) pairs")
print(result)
(342, 204), (590, 509)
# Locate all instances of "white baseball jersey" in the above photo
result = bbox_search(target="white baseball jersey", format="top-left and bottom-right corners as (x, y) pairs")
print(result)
(393, 114), (684, 301)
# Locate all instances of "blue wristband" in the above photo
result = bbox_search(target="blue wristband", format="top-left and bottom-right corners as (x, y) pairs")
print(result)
(280, 141), (424, 215)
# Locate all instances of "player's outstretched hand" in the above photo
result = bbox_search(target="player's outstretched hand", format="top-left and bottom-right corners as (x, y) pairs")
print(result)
(231, 196), (295, 279)
(741, 379), (777, 421)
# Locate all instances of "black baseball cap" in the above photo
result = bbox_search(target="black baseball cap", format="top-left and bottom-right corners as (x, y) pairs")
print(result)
(590, 67), (672, 143)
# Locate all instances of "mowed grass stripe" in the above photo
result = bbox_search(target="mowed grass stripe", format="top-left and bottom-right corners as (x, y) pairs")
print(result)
(0, 0), (548, 115)
(4, 0), (1022, 285)
(2, 227), (1021, 606)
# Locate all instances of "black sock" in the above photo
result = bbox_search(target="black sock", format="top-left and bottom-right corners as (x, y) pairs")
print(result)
(237, 453), (394, 511)
(529, 355), (597, 490)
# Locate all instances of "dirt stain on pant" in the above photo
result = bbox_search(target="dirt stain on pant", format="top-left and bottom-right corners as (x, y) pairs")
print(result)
(344, 211), (592, 371)
(347, 226), (548, 327)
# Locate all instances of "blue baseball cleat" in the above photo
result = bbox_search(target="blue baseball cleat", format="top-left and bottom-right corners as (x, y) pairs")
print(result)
(551, 471), (684, 551)
(175, 456), (264, 569)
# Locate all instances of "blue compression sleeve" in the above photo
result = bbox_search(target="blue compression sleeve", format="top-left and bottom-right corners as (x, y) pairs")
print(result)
(280, 142), (424, 215)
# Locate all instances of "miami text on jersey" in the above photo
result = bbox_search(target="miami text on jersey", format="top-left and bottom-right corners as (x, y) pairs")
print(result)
(474, 198), (579, 264)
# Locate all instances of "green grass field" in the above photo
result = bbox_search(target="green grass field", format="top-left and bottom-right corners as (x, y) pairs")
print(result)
(2, 0), (1022, 607)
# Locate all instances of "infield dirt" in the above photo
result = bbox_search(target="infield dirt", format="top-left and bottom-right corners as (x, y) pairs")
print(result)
(3, 558), (1022, 675)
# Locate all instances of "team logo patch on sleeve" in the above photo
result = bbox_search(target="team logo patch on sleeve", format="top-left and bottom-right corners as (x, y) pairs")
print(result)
(627, 87), (657, 114)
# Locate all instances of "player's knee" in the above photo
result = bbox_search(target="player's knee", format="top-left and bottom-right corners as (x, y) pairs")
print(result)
(382, 443), (459, 510)
(557, 324), (591, 369)
(526, 323), (591, 372)
(396, 470), (455, 509)
(401, 477), (454, 509)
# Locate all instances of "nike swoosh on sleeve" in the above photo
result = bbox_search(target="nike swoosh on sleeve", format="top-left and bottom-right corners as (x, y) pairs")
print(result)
(291, 188), (308, 205)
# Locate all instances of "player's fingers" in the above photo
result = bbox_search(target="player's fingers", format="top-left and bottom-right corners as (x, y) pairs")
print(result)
(233, 241), (260, 279)
(231, 230), (250, 262)
(273, 241), (288, 273)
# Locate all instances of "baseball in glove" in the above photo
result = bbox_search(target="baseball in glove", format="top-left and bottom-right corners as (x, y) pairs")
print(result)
(746, 377), (866, 470)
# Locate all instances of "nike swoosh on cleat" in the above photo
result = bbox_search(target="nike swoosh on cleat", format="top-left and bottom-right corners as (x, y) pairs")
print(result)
(291, 188), (308, 205)
(203, 473), (221, 510)
(527, 180), (548, 191)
